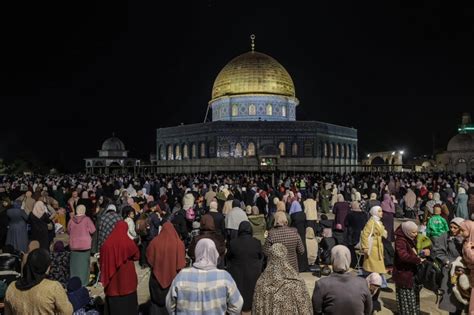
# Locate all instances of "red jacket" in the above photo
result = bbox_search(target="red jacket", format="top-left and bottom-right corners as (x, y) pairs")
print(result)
(392, 227), (422, 288)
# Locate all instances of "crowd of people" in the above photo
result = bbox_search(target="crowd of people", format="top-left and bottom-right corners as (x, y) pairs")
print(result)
(0, 171), (472, 314)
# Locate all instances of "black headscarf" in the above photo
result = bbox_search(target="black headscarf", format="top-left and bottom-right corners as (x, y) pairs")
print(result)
(16, 248), (51, 291)
(238, 221), (253, 237)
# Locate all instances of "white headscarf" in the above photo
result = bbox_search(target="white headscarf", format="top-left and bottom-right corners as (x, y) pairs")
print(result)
(193, 239), (219, 270)
(370, 206), (382, 222)
(331, 245), (351, 273)
(32, 201), (46, 219)
(76, 204), (86, 216)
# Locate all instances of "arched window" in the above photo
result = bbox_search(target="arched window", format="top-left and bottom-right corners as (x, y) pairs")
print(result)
(183, 144), (189, 159)
(329, 143), (333, 157)
(292, 143), (298, 156)
(282, 106), (287, 117)
(219, 141), (229, 157)
(235, 143), (243, 157)
(335, 144), (340, 158)
(160, 145), (166, 160)
(249, 104), (256, 115)
(345, 144), (349, 159)
(232, 104), (238, 117)
(175, 145), (181, 160)
(278, 142), (286, 156)
(167, 144), (173, 160)
(341, 144), (345, 158)
(266, 104), (272, 115)
(248, 142), (256, 156)
(192, 144), (197, 158)
(200, 143), (206, 158)
(324, 143), (328, 157)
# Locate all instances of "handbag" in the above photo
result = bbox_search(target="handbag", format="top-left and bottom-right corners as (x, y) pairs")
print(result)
(366, 221), (375, 256)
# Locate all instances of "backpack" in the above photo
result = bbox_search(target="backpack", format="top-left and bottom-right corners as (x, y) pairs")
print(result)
(415, 258), (442, 294)
(185, 207), (196, 221)
(135, 214), (150, 237)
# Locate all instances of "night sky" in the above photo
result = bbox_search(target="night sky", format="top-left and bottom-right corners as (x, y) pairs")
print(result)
(1, 1), (473, 172)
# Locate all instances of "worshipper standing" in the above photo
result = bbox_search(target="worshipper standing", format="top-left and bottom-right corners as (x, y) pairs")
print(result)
(247, 206), (266, 246)
(345, 201), (368, 266)
(100, 221), (140, 314)
(432, 217), (465, 314)
(48, 240), (70, 288)
(303, 193), (318, 235)
(393, 221), (425, 315)
(305, 227), (318, 266)
(98, 204), (121, 250)
(365, 193), (381, 213)
(187, 214), (225, 264)
(366, 273), (382, 314)
(68, 204), (96, 287)
(263, 211), (305, 272)
(360, 206), (391, 292)
(123, 206), (138, 240)
(459, 220), (474, 315)
(253, 243), (312, 315)
(266, 200), (291, 230)
(166, 239), (243, 315)
(333, 194), (350, 232)
(225, 199), (249, 242)
(5, 200), (28, 253)
(4, 248), (73, 314)
(227, 221), (263, 315)
(289, 197), (309, 272)
(312, 245), (372, 314)
(380, 193), (395, 242)
(319, 184), (332, 214)
(207, 200), (225, 236)
(29, 201), (52, 251)
(147, 222), (186, 315)
(456, 188), (469, 220)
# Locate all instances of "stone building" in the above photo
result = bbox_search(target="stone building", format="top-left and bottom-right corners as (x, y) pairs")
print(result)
(436, 112), (474, 174)
(155, 37), (358, 173)
(84, 136), (139, 174)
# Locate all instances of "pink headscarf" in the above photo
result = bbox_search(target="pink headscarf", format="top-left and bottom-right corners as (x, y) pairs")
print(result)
(460, 220), (474, 243)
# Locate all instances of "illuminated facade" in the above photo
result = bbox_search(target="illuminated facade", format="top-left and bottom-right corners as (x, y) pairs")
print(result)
(156, 37), (358, 173)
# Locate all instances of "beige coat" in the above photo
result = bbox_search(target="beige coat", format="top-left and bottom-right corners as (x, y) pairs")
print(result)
(303, 198), (318, 221)
(361, 218), (387, 274)
(305, 227), (318, 265)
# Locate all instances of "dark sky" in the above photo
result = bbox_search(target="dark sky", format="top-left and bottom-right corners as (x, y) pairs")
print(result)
(1, 0), (473, 171)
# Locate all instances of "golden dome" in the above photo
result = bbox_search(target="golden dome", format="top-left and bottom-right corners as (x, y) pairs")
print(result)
(211, 51), (295, 101)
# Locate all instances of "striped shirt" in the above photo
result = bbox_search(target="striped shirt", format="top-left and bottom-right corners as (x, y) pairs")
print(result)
(166, 267), (243, 315)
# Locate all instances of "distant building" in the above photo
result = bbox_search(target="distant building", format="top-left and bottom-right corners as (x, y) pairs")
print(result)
(436, 112), (474, 174)
(155, 36), (358, 173)
(84, 136), (139, 174)
(361, 151), (404, 172)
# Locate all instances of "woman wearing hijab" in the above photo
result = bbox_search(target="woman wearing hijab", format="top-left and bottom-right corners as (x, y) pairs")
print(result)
(459, 220), (474, 314)
(166, 239), (243, 314)
(312, 245), (372, 314)
(4, 248), (73, 314)
(227, 221), (263, 314)
(333, 194), (350, 232)
(456, 188), (469, 219)
(68, 204), (96, 287)
(380, 194), (395, 242)
(305, 227), (318, 266)
(366, 273), (382, 314)
(289, 198), (309, 272)
(345, 201), (368, 267)
(48, 240), (70, 288)
(248, 206), (266, 246)
(365, 193), (381, 213)
(147, 221), (186, 315)
(263, 211), (305, 272)
(187, 214), (226, 264)
(253, 243), (312, 314)
(5, 200), (28, 253)
(100, 221), (140, 314)
(432, 217), (465, 314)
(361, 206), (388, 275)
(28, 201), (52, 251)
(21, 240), (40, 271)
(393, 221), (424, 315)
